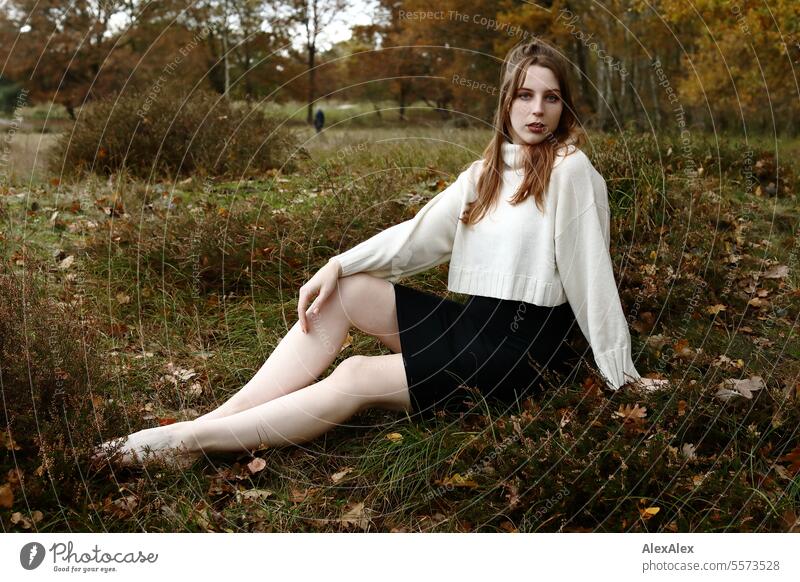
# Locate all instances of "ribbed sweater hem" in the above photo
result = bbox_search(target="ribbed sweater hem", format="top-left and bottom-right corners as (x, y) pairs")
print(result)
(447, 266), (568, 306)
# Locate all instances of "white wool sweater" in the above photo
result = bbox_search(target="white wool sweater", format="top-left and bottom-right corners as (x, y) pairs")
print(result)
(330, 141), (641, 390)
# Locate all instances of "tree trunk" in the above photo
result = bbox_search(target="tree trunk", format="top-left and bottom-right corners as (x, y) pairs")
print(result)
(306, 43), (316, 125)
(648, 58), (661, 132)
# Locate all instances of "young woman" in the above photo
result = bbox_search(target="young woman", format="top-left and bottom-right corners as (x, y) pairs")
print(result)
(92, 39), (668, 468)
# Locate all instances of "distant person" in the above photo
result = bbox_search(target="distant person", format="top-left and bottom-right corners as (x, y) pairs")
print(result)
(93, 39), (668, 468)
(313, 108), (325, 133)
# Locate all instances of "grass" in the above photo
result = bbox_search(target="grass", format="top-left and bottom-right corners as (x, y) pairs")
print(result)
(0, 122), (798, 533)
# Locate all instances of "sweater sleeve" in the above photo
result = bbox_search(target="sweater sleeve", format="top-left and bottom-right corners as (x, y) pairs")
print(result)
(553, 156), (641, 390)
(330, 162), (476, 282)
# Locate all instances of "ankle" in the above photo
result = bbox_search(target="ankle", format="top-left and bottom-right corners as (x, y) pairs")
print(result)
(172, 421), (205, 455)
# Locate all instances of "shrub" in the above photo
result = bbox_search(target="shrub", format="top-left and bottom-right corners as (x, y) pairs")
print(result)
(48, 85), (301, 181)
(0, 258), (124, 524)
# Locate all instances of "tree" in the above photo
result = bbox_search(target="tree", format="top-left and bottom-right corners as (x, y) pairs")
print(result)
(285, 0), (350, 124)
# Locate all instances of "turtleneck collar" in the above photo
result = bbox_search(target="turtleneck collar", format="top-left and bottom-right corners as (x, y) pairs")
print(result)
(501, 139), (578, 170)
(501, 141), (524, 170)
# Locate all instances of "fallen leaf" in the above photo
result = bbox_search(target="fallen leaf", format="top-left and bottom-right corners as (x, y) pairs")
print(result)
(681, 443), (697, 460)
(340, 502), (370, 530)
(763, 264), (788, 279)
(778, 444), (800, 476)
(640, 506), (660, 519)
(289, 487), (318, 503)
(385, 432), (403, 442)
(339, 333), (353, 352)
(58, 255), (75, 270)
(504, 480), (520, 509)
(115, 292), (130, 305)
(715, 375), (765, 401)
(11, 512), (33, 528)
(108, 495), (138, 518)
(236, 489), (274, 503)
(1, 431), (21, 451)
(614, 403), (648, 421)
(331, 467), (354, 483)
(0, 483), (13, 508)
(188, 382), (203, 397)
(677, 400), (687, 416)
(706, 304), (726, 315)
(247, 458), (267, 474)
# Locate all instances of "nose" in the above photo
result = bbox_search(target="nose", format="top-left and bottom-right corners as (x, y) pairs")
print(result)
(530, 97), (545, 116)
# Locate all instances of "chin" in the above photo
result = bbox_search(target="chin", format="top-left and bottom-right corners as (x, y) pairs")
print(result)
(516, 133), (547, 146)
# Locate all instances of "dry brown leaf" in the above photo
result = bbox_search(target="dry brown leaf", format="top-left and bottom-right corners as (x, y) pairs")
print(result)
(778, 444), (800, 476)
(677, 400), (687, 416)
(247, 457), (267, 474)
(109, 495), (138, 518)
(385, 432), (403, 442)
(763, 264), (789, 279)
(706, 304), (726, 315)
(236, 489), (273, 503)
(0, 483), (13, 508)
(57, 255), (75, 270)
(504, 480), (520, 509)
(614, 403), (648, 421)
(289, 487), (318, 503)
(715, 375), (765, 401)
(340, 502), (370, 530)
(331, 467), (354, 483)
(1, 431), (21, 451)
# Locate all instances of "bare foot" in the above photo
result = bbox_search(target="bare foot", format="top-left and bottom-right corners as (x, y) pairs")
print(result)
(91, 422), (202, 469)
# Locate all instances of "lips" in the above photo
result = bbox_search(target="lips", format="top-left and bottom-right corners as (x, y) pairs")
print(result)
(527, 123), (545, 129)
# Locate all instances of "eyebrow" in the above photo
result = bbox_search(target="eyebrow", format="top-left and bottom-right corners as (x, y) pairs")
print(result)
(517, 87), (561, 93)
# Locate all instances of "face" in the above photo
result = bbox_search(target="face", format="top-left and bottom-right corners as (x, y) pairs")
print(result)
(507, 64), (563, 145)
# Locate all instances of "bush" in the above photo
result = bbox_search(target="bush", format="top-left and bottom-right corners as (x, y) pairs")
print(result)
(0, 259), (124, 524)
(48, 85), (301, 181)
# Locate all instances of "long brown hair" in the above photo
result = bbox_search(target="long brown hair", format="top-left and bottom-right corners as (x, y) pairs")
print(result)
(461, 39), (587, 225)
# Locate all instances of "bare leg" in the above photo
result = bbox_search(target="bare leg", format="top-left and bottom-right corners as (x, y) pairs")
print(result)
(194, 274), (401, 422)
(93, 354), (411, 467)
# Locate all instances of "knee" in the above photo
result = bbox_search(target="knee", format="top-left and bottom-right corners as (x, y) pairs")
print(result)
(329, 355), (410, 412)
(330, 355), (368, 382)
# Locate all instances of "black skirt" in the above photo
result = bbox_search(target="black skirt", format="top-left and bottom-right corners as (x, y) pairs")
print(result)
(392, 282), (577, 416)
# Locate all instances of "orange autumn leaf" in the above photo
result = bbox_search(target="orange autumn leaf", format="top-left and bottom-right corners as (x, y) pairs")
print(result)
(778, 444), (800, 476)
(0, 483), (13, 508)
(640, 506), (660, 519)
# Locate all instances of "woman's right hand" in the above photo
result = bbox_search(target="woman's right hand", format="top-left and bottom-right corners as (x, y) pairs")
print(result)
(297, 258), (343, 333)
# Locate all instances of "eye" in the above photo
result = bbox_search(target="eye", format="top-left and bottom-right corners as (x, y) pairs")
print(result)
(517, 92), (531, 100)
(547, 94), (560, 102)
